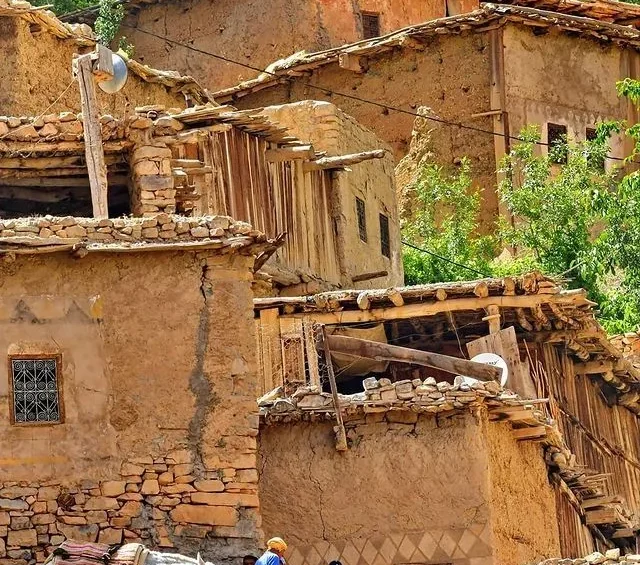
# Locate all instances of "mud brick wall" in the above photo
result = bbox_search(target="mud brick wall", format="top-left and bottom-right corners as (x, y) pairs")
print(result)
(0, 236), (263, 564)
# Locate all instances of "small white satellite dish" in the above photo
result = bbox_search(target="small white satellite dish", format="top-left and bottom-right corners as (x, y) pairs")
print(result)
(98, 53), (129, 94)
(461, 353), (508, 387)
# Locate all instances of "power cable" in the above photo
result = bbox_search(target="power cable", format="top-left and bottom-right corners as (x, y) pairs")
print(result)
(402, 240), (490, 277)
(123, 24), (627, 161)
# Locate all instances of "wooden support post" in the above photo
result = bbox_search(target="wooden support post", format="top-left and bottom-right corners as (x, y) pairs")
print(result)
(75, 50), (109, 219)
(321, 327), (348, 452)
(483, 304), (501, 334)
(326, 334), (503, 382)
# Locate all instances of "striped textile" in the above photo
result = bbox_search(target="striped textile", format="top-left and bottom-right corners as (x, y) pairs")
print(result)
(45, 541), (148, 565)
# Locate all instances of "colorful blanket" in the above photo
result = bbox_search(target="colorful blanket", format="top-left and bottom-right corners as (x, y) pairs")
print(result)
(45, 541), (148, 565)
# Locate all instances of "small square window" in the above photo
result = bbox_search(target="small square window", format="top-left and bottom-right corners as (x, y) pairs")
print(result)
(362, 12), (381, 39)
(9, 356), (62, 424)
(379, 213), (390, 258)
(356, 197), (367, 242)
(547, 123), (568, 164)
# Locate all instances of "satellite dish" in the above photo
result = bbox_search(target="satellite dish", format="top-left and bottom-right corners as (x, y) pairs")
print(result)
(461, 353), (508, 387)
(98, 53), (128, 94)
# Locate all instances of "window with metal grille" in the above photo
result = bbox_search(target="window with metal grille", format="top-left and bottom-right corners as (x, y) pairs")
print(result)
(547, 123), (568, 164)
(379, 213), (390, 258)
(356, 197), (367, 242)
(9, 356), (62, 424)
(362, 12), (381, 39)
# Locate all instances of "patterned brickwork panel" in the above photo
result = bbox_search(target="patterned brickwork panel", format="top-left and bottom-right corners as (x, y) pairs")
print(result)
(286, 525), (492, 565)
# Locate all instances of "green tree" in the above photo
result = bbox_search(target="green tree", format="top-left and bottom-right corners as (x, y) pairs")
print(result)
(402, 83), (640, 333)
(402, 158), (497, 285)
(94, 0), (124, 46)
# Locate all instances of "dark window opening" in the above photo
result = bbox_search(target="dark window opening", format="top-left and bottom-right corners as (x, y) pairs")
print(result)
(362, 12), (381, 39)
(586, 127), (605, 171)
(356, 197), (367, 242)
(379, 213), (390, 258)
(0, 155), (131, 219)
(9, 356), (62, 425)
(547, 123), (568, 164)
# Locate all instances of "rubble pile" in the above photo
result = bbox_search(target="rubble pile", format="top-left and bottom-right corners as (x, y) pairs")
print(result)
(539, 549), (640, 565)
(0, 214), (263, 248)
(259, 375), (546, 421)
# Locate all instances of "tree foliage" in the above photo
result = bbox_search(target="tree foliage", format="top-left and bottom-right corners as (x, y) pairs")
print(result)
(402, 81), (640, 333)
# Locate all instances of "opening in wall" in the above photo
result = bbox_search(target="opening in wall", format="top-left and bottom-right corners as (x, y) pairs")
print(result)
(362, 12), (381, 39)
(9, 355), (63, 425)
(0, 152), (131, 219)
(547, 123), (568, 164)
(379, 213), (390, 258)
(356, 197), (367, 242)
(586, 127), (605, 171)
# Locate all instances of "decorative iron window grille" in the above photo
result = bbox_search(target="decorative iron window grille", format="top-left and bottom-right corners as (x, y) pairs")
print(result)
(10, 357), (62, 424)
(379, 213), (390, 258)
(362, 12), (381, 39)
(356, 197), (367, 242)
(547, 123), (568, 164)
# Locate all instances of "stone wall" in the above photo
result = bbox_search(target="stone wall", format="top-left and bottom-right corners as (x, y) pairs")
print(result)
(0, 232), (263, 563)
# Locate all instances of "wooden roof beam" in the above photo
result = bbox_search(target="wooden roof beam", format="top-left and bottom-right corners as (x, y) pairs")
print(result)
(304, 149), (386, 171)
(326, 334), (503, 381)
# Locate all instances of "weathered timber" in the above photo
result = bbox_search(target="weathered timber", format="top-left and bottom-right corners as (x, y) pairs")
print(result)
(321, 328), (348, 451)
(326, 334), (503, 381)
(265, 145), (315, 162)
(76, 53), (109, 218)
(351, 270), (388, 283)
(303, 149), (386, 171)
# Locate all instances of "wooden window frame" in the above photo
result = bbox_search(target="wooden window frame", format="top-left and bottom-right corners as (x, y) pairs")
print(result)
(356, 197), (367, 242)
(361, 11), (381, 39)
(8, 353), (64, 426)
(379, 212), (391, 258)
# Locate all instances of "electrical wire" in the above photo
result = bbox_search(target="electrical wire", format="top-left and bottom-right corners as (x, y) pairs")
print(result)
(123, 24), (627, 161)
(402, 240), (490, 277)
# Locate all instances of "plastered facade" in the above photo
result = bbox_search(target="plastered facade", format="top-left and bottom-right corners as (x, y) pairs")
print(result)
(0, 247), (262, 563)
(258, 410), (561, 565)
(123, 0), (477, 90)
(0, 17), (188, 117)
(260, 101), (403, 291)
(229, 22), (640, 228)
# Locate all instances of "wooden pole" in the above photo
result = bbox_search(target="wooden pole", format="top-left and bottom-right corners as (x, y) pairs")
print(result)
(326, 334), (503, 382)
(321, 327), (348, 452)
(76, 52), (109, 219)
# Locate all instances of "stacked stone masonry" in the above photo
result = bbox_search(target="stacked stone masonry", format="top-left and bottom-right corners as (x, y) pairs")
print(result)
(0, 214), (264, 250)
(0, 449), (260, 565)
(539, 549), (640, 565)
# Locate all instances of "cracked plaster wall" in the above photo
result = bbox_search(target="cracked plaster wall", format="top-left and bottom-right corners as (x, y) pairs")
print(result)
(258, 411), (562, 565)
(0, 251), (262, 562)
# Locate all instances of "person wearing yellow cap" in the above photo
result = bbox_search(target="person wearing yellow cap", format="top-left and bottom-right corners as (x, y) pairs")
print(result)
(256, 538), (288, 565)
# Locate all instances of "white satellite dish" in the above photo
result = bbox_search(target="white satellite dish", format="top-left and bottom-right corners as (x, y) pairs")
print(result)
(98, 53), (129, 94)
(461, 353), (508, 387)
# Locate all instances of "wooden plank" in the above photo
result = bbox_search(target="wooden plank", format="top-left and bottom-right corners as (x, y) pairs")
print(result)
(265, 145), (314, 162)
(303, 317), (320, 389)
(511, 425), (548, 440)
(467, 326), (537, 397)
(259, 308), (283, 393)
(279, 318), (305, 391)
(321, 327), (348, 452)
(326, 334), (503, 381)
(76, 53), (108, 218)
(285, 291), (591, 324)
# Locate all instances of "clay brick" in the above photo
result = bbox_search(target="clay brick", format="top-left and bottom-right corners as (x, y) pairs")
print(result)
(169, 504), (237, 527)
(119, 501), (142, 517)
(193, 480), (224, 493)
(7, 529), (37, 547)
(101, 481), (126, 497)
(84, 497), (119, 511)
(141, 480), (160, 495)
(98, 528), (123, 545)
(190, 492), (259, 507)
